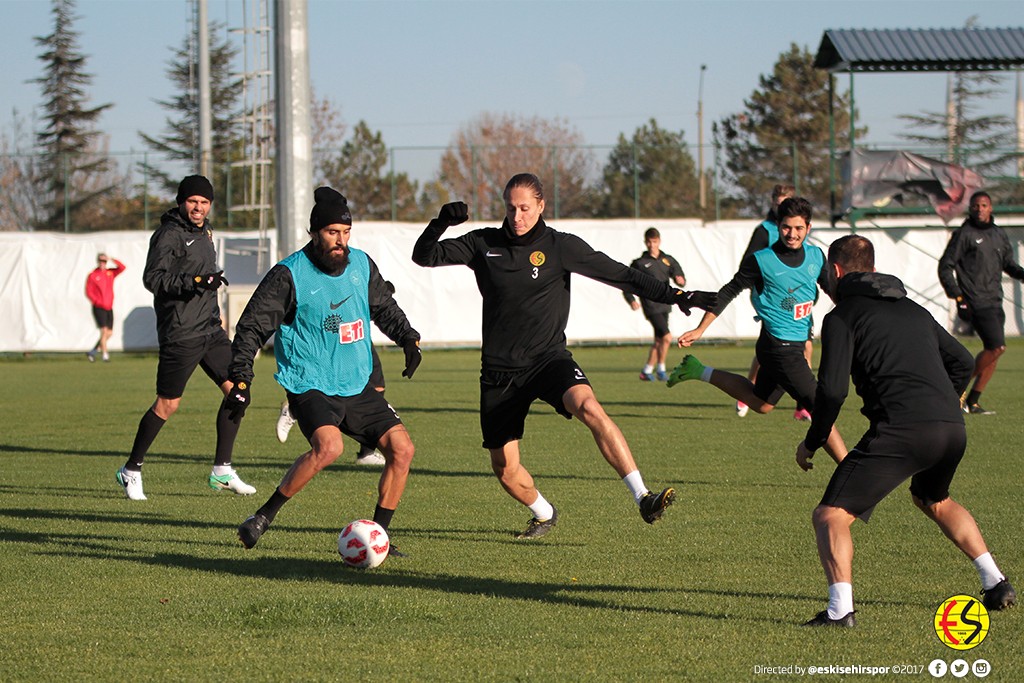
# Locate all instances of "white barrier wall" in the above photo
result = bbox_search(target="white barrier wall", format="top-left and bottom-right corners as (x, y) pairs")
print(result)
(2, 220), (1021, 353)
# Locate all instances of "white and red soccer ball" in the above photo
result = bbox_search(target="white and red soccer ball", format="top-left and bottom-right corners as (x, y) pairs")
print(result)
(337, 519), (390, 569)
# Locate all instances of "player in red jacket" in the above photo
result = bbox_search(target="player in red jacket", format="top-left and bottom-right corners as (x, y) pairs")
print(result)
(85, 253), (126, 362)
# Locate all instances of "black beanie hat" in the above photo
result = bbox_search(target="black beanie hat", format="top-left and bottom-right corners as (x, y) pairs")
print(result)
(176, 175), (215, 205)
(309, 186), (352, 232)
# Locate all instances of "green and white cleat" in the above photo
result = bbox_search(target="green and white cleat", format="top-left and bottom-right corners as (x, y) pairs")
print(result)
(667, 355), (705, 388)
(208, 468), (256, 495)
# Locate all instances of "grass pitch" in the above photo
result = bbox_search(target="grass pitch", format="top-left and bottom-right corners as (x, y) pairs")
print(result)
(1, 341), (1022, 681)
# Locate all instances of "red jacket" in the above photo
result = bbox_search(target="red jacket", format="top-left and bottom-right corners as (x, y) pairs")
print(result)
(85, 259), (126, 310)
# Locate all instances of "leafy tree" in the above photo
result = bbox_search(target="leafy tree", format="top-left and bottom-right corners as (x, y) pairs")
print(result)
(598, 118), (700, 218)
(32, 0), (113, 231)
(714, 43), (862, 217)
(310, 90), (347, 187)
(437, 112), (597, 221)
(899, 18), (1016, 189)
(137, 21), (243, 210)
(318, 120), (421, 221)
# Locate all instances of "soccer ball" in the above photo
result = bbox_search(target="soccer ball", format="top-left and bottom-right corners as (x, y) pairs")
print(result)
(337, 519), (390, 569)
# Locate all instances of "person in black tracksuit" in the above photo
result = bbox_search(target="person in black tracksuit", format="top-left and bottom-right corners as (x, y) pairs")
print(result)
(796, 235), (1015, 627)
(623, 227), (687, 381)
(115, 175), (256, 501)
(413, 173), (716, 539)
(938, 191), (1024, 415)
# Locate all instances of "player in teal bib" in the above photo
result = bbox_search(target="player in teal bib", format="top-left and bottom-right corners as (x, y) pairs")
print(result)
(671, 196), (848, 465)
(227, 187), (423, 554)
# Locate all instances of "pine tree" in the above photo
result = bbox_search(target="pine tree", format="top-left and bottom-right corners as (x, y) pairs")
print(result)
(137, 21), (243, 209)
(599, 118), (700, 219)
(714, 44), (862, 218)
(32, 0), (113, 231)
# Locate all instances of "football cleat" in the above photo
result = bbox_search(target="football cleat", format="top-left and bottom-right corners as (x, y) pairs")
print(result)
(639, 371), (655, 382)
(87, 350), (97, 363)
(115, 467), (147, 500)
(639, 487), (676, 524)
(965, 403), (995, 415)
(982, 578), (1017, 611)
(276, 401), (296, 443)
(666, 355), (704, 388)
(238, 513), (270, 549)
(656, 369), (670, 382)
(208, 469), (257, 495)
(387, 543), (408, 558)
(793, 407), (812, 422)
(803, 610), (856, 627)
(736, 401), (749, 417)
(354, 450), (386, 466)
(515, 507), (558, 539)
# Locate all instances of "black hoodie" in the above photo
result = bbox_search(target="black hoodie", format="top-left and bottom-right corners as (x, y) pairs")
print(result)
(938, 215), (1024, 309)
(803, 272), (973, 452)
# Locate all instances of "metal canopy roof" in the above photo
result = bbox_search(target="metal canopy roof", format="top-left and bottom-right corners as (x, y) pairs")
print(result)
(814, 28), (1024, 73)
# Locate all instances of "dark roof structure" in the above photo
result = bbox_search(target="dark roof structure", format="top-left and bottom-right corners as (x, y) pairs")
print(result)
(814, 28), (1024, 73)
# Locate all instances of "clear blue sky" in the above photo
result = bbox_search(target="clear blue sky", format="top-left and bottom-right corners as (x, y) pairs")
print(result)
(2, 0), (1022, 169)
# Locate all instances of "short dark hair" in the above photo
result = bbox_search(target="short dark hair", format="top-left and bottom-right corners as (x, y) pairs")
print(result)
(969, 191), (991, 204)
(503, 173), (544, 203)
(644, 227), (660, 240)
(771, 184), (795, 202)
(776, 196), (812, 223)
(827, 235), (874, 273)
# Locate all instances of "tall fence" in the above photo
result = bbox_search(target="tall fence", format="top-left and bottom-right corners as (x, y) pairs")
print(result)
(2, 143), (1022, 232)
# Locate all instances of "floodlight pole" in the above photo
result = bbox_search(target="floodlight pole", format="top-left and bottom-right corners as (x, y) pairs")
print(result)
(197, 0), (212, 178)
(697, 64), (706, 213)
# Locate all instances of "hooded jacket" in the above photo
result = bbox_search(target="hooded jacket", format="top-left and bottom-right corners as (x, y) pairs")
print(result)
(143, 207), (222, 344)
(803, 272), (973, 452)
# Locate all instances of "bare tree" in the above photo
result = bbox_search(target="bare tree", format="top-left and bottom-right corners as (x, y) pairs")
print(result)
(437, 112), (598, 220)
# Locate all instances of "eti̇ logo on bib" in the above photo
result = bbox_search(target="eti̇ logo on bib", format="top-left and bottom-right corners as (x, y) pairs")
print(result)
(934, 594), (989, 650)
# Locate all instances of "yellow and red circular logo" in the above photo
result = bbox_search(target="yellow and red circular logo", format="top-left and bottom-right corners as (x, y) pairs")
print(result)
(934, 594), (989, 650)
(529, 251), (545, 267)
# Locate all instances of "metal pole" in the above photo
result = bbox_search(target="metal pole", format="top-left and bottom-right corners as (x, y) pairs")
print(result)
(828, 74), (836, 224)
(274, 0), (313, 258)
(197, 0), (213, 178)
(698, 64), (706, 213)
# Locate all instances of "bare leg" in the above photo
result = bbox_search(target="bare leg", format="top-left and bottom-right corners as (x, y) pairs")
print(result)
(376, 425), (414, 509)
(655, 332), (672, 367)
(279, 425), (344, 497)
(812, 504), (857, 585)
(708, 369), (775, 414)
(562, 384), (640, 476)
(913, 495), (990, 560)
(489, 440), (538, 506)
(971, 347), (1004, 393)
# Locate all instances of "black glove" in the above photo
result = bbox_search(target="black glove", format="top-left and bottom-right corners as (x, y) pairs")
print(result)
(675, 290), (718, 316)
(223, 379), (251, 421)
(402, 339), (422, 379)
(437, 202), (469, 228)
(195, 271), (229, 291)
(956, 297), (972, 322)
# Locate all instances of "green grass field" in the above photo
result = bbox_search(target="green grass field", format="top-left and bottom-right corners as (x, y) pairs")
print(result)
(2, 341), (1022, 681)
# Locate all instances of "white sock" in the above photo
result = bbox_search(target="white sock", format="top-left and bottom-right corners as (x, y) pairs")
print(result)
(827, 582), (854, 619)
(623, 470), (648, 504)
(528, 492), (554, 521)
(656, 363), (666, 372)
(642, 364), (654, 374)
(212, 465), (234, 477)
(701, 366), (714, 382)
(973, 552), (1005, 590)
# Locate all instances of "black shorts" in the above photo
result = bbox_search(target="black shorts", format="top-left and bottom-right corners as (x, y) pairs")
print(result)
(971, 306), (1006, 350)
(286, 383), (402, 447)
(155, 328), (232, 399)
(645, 312), (671, 338)
(819, 421), (966, 521)
(479, 354), (591, 449)
(753, 329), (817, 408)
(92, 306), (114, 329)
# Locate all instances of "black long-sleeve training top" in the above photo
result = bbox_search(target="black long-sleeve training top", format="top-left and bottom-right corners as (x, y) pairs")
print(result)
(803, 272), (974, 452)
(413, 217), (685, 372)
(937, 216), (1024, 309)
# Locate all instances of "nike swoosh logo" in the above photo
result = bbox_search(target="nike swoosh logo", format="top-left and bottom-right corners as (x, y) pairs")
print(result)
(186, 240), (195, 246)
(787, 286), (798, 293)
(330, 295), (352, 310)
(310, 288), (322, 295)
(486, 251), (501, 257)
(976, 238), (983, 244)
(644, 263), (652, 268)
